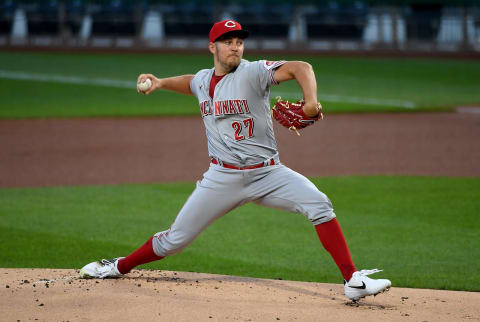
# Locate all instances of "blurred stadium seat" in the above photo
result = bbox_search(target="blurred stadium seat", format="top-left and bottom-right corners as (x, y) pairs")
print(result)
(90, 0), (142, 37)
(305, 1), (368, 40)
(0, 0), (15, 35)
(65, 0), (86, 36)
(405, 4), (443, 41)
(24, 0), (59, 36)
(234, 2), (293, 38)
(161, 0), (214, 37)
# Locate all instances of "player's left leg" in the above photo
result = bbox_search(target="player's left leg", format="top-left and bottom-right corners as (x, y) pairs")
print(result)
(249, 165), (355, 280)
(249, 165), (390, 300)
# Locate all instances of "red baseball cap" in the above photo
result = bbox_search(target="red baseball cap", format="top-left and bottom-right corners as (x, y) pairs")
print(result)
(209, 20), (249, 43)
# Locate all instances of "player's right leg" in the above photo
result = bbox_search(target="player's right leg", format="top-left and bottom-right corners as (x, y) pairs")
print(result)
(151, 171), (246, 258)
(80, 166), (246, 278)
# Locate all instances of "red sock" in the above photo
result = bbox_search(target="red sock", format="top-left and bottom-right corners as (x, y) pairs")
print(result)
(117, 236), (164, 274)
(315, 218), (356, 281)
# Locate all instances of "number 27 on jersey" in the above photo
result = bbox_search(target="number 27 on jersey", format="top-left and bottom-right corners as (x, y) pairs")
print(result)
(232, 118), (254, 141)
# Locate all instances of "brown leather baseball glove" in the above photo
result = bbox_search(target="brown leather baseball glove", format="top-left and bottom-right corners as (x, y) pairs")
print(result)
(272, 97), (323, 135)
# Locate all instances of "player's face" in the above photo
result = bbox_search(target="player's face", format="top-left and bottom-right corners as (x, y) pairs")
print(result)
(212, 37), (244, 73)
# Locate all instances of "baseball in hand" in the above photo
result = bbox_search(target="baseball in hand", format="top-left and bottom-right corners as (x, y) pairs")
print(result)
(137, 78), (152, 92)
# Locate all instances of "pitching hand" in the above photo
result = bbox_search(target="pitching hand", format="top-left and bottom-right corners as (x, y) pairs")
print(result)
(137, 74), (161, 95)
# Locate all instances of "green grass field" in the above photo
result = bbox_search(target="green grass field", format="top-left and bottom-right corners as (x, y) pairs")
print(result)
(1, 177), (479, 291)
(1, 51), (480, 118)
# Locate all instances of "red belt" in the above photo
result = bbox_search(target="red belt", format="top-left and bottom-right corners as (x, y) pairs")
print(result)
(211, 158), (275, 170)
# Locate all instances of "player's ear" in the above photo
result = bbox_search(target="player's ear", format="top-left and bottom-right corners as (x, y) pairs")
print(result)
(208, 42), (215, 55)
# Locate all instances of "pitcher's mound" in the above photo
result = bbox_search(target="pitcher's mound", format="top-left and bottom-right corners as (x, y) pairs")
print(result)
(1, 268), (478, 321)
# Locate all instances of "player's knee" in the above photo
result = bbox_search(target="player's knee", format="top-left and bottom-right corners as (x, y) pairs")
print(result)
(304, 192), (336, 225)
(309, 210), (336, 225)
(152, 230), (192, 257)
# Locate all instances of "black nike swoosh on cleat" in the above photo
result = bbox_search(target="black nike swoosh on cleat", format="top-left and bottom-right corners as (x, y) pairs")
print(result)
(349, 282), (366, 289)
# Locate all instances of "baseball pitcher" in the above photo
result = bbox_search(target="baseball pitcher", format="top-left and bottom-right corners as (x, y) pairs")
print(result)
(80, 20), (391, 302)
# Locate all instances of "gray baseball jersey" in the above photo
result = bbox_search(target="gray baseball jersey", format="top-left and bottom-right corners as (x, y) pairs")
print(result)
(152, 59), (336, 257)
(190, 59), (284, 166)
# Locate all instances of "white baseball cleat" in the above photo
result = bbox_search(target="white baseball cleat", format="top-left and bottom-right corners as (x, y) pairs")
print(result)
(344, 269), (391, 301)
(79, 258), (124, 279)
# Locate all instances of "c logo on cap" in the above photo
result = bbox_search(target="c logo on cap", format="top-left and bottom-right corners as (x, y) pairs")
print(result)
(224, 20), (236, 28)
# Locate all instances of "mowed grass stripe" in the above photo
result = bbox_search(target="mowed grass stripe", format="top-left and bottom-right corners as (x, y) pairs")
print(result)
(1, 51), (479, 118)
(0, 176), (478, 291)
(0, 69), (416, 109)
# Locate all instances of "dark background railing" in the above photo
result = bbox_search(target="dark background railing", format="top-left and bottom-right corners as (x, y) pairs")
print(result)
(1, 0), (478, 53)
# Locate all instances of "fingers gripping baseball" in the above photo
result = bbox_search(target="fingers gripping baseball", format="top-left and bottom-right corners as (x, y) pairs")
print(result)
(137, 74), (160, 95)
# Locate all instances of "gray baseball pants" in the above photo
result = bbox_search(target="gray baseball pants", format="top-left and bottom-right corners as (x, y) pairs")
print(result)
(152, 163), (336, 257)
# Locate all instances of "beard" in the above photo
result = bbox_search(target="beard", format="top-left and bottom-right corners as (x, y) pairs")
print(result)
(220, 55), (241, 73)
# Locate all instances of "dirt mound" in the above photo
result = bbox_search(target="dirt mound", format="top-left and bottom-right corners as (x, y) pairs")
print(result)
(1, 268), (478, 321)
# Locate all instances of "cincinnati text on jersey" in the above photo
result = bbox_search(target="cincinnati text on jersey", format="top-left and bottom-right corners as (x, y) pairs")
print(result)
(199, 99), (251, 118)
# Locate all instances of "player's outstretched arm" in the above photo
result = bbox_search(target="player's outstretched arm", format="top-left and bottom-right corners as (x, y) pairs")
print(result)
(137, 74), (195, 96)
(273, 61), (320, 117)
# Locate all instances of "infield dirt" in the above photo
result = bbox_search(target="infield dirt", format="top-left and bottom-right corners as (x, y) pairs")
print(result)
(1, 112), (479, 187)
(1, 269), (480, 322)
(0, 112), (479, 321)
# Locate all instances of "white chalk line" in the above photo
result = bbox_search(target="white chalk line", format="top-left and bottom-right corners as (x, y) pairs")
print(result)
(271, 91), (416, 109)
(0, 70), (416, 108)
(0, 69), (136, 89)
